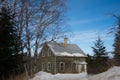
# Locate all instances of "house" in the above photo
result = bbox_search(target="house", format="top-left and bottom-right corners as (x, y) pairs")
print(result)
(37, 38), (87, 74)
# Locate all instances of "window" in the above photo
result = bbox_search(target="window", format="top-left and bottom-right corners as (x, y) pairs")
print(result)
(41, 50), (45, 57)
(47, 62), (52, 71)
(59, 62), (65, 71)
(41, 62), (45, 71)
(48, 48), (51, 57)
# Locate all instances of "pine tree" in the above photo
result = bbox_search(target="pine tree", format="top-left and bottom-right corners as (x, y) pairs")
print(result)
(91, 36), (108, 73)
(0, 4), (23, 75)
(92, 36), (108, 57)
(113, 15), (120, 66)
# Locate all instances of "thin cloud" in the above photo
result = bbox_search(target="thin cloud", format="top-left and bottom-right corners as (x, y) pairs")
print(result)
(70, 30), (113, 43)
(69, 16), (110, 26)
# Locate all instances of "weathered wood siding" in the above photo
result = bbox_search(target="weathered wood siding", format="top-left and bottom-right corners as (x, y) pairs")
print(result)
(37, 43), (56, 74)
(56, 56), (86, 73)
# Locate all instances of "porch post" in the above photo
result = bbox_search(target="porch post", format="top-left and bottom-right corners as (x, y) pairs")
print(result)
(84, 64), (87, 72)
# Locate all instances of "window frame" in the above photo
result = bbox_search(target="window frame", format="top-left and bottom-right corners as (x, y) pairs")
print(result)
(47, 62), (52, 71)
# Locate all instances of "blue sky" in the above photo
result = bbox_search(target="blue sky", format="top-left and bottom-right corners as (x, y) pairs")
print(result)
(66, 0), (120, 55)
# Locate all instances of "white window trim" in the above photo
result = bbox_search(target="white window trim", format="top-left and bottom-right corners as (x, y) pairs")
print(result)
(47, 62), (52, 71)
(59, 62), (65, 71)
(41, 62), (45, 71)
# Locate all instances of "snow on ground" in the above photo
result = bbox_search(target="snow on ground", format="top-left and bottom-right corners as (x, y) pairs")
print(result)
(88, 66), (120, 80)
(30, 66), (120, 80)
(30, 72), (87, 80)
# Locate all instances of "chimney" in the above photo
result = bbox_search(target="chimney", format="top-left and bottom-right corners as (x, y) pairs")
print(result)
(64, 37), (68, 45)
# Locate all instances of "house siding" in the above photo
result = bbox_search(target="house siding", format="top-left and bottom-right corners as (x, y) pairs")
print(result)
(56, 56), (86, 73)
(38, 44), (56, 74)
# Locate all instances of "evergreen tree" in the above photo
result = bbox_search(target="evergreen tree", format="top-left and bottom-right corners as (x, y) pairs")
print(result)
(91, 36), (108, 73)
(113, 15), (120, 66)
(92, 36), (108, 57)
(0, 4), (23, 75)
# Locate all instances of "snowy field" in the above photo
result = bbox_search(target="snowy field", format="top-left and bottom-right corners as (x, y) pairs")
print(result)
(30, 66), (120, 80)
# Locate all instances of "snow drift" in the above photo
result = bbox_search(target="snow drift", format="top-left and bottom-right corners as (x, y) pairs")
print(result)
(30, 66), (120, 80)
(30, 72), (87, 80)
(88, 66), (120, 80)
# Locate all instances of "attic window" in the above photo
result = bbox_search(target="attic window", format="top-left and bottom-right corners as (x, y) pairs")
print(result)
(48, 48), (51, 57)
(59, 62), (65, 71)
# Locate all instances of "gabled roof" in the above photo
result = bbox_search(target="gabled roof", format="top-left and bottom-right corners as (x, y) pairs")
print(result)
(47, 41), (87, 57)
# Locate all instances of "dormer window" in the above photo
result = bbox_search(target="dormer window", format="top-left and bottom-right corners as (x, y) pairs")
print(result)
(48, 48), (51, 57)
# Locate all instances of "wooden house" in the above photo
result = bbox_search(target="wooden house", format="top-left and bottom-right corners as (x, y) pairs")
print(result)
(37, 38), (87, 74)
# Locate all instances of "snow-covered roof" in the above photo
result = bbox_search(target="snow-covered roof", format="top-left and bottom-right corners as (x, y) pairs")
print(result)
(47, 41), (87, 57)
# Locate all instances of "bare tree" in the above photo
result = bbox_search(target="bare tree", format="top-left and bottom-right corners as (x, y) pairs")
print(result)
(7, 0), (68, 76)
